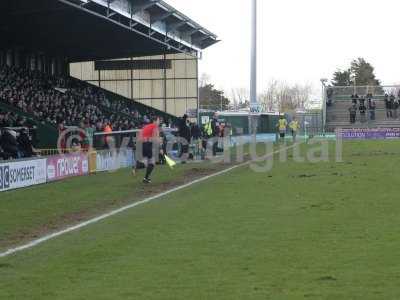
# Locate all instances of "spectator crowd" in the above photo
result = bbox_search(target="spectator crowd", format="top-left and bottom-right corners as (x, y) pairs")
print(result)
(348, 94), (377, 124)
(0, 65), (167, 132)
(0, 65), (173, 158)
(383, 93), (400, 119)
(347, 92), (400, 124)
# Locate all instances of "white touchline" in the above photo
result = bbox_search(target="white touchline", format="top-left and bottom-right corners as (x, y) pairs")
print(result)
(0, 144), (298, 258)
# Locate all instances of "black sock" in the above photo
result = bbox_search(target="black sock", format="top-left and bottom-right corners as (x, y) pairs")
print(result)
(145, 164), (154, 179)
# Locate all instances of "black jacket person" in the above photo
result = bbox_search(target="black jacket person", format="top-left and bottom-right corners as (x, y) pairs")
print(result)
(178, 115), (191, 160)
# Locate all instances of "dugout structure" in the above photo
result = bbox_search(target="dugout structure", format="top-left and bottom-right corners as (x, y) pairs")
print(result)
(0, 0), (218, 118)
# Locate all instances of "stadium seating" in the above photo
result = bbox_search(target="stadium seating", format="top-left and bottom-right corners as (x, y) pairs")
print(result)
(0, 65), (177, 148)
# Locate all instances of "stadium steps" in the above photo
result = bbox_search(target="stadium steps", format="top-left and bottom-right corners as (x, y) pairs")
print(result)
(325, 98), (400, 131)
(327, 110), (394, 122)
(326, 120), (400, 130)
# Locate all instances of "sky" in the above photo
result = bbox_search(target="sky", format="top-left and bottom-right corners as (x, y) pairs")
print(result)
(168, 0), (400, 99)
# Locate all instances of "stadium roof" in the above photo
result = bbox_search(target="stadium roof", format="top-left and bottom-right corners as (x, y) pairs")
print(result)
(0, 0), (219, 62)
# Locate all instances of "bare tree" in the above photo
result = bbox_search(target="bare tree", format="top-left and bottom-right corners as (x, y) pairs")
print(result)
(259, 79), (312, 113)
(258, 79), (279, 112)
(230, 88), (249, 110)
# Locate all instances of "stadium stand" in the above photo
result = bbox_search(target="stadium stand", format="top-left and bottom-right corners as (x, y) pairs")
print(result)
(325, 86), (400, 131)
(0, 65), (170, 129)
(0, 65), (177, 150)
(0, 0), (217, 150)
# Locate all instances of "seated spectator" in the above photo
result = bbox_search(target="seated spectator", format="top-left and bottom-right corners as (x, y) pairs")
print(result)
(0, 65), (167, 144)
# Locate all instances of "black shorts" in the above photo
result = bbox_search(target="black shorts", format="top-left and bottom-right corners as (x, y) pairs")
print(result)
(280, 132), (285, 138)
(181, 144), (189, 154)
(142, 142), (153, 159)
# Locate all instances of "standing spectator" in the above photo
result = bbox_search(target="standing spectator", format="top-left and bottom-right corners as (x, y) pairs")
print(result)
(178, 114), (191, 163)
(394, 98), (399, 119)
(349, 103), (357, 124)
(211, 114), (220, 156)
(224, 123), (233, 146)
(351, 94), (359, 105)
(277, 115), (288, 142)
(202, 119), (213, 159)
(103, 121), (113, 149)
(17, 128), (36, 158)
(289, 117), (300, 142)
(368, 98), (376, 121)
(384, 94), (391, 118)
(359, 102), (367, 123)
(158, 129), (167, 165)
(218, 123), (225, 151)
(58, 121), (67, 152)
(390, 94), (396, 119)
(190, 122), (202, 158)
(82, 120), (95, 151)
(359, 96), (366, 107)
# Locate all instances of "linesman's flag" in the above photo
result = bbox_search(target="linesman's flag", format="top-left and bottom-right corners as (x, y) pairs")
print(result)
(164, 155), (177, 169)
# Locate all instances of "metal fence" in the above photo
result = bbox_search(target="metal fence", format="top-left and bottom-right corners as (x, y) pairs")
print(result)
(327, 85), (400, 100)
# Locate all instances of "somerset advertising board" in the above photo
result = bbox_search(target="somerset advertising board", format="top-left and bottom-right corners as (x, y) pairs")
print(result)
(0, 159), (47, 192)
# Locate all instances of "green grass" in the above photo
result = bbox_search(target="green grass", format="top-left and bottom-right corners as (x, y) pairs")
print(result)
(0, 160), (224, 249)
(1, 140), (400, 299)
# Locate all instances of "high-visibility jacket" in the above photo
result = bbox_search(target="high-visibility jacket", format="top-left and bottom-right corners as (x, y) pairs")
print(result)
(289, 120), (300, 131)
(204, 121), (213, 137)
(278, 119), (287, 131)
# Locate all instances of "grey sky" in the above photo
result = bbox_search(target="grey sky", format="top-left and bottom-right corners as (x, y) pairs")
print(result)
(169, 0), (400, 97)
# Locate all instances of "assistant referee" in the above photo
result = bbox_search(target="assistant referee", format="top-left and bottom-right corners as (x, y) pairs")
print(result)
(133, 116), (163, 184)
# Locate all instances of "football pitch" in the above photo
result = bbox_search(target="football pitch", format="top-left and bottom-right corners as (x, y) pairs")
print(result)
(1, 140), (400, 299)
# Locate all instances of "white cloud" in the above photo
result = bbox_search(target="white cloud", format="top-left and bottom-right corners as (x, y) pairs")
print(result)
(168, 0), (400, 94)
